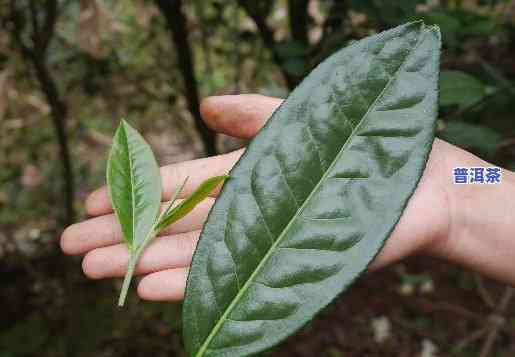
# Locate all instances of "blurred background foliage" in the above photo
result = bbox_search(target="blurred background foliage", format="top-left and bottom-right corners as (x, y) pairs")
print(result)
(0, 0), (514, 356)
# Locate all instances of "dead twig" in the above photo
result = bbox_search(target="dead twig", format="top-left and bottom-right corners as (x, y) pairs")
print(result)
(474, 274), (496, 309)
(454, 327), (489, 353)
(479, 287), (514, 357)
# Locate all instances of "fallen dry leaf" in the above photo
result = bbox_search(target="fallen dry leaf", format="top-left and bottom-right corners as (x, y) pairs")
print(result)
(77, 0), (113, 58)
(25, 94), (51, 115)
(21, 164), (43, 188)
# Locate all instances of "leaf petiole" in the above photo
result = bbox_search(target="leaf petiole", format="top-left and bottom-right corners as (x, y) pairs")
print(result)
(118, 177), (188, 307)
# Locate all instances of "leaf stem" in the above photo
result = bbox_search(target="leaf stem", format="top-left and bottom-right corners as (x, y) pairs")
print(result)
(117, 179), (188, 307)
(118, 252), (138, 307)
(117, 175), (221, 307)
(118, 228), (157, 307)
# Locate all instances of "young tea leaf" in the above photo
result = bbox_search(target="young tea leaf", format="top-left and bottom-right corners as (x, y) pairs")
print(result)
(107, 122), (225, 307)
(183, 21), (441, 356)
(107, 119), (161, 306)
(161, 176), (189, 220)
(107, 119), (161, 251)
(156, 175), (228, 232)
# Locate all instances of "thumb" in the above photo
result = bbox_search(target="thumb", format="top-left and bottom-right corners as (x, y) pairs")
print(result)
(200, 94), (283, 139)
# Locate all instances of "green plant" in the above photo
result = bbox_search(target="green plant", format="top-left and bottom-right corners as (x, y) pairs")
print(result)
(439, 70), (489, 108)
(183, 21), (441, 356)
(107, 120), (227, 307)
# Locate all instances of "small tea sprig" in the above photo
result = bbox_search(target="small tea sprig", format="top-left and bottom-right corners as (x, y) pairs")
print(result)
(107, 120), (227, 306)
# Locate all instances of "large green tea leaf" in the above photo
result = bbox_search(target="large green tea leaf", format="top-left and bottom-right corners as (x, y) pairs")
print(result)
(183, 22), (441, 356)
(107, 120), (161, 251)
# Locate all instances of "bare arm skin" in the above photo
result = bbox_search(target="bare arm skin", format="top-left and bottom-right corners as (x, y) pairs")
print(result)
(60, 94), (515, 301)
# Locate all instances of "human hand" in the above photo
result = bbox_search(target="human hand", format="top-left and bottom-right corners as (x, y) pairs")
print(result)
(60, 94), (515, 302)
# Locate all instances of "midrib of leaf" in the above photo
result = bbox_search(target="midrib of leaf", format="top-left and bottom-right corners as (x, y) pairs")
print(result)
(123, 123), (137, 252)
(194, 26), (429, 357)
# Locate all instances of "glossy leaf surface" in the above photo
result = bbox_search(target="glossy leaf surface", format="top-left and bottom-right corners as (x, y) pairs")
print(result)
(183, 22), (441, 356)
(107, 120), (161, 251)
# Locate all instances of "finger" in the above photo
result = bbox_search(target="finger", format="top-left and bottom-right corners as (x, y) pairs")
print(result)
(86, 150), (241, 216)
(81, 230), (199, 279)
(137, 268), (188, 302)
(85, 94), (283, 216)
(61, 198), (213, 255)
(200, 94), (283, 139)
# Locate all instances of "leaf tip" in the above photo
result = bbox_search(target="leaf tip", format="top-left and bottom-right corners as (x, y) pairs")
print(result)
(405, 19), (425, 31)
(113, 118), (129, 141)
(427, 24), (442, 41)
(119, 118), (132, 131)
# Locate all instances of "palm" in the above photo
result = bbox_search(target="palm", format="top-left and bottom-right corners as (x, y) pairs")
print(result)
(61, 94), (451, 301)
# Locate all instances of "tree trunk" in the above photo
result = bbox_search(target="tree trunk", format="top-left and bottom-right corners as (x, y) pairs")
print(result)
(288, 0), (310, 46)
(10, 0), (75, 225)
(237, 0), (298, 89)
(155, 0), (217, 156)
(32, 56), (75, 224)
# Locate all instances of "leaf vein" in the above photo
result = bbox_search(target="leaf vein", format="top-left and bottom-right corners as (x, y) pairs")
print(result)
(223, 204), (242, 291)
(194, 28), (426, 357)
(273, 152), (300, 209)
(305, 122), (327, 171)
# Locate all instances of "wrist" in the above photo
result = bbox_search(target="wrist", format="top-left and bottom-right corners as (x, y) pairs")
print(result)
(427, 142), (515, 285)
